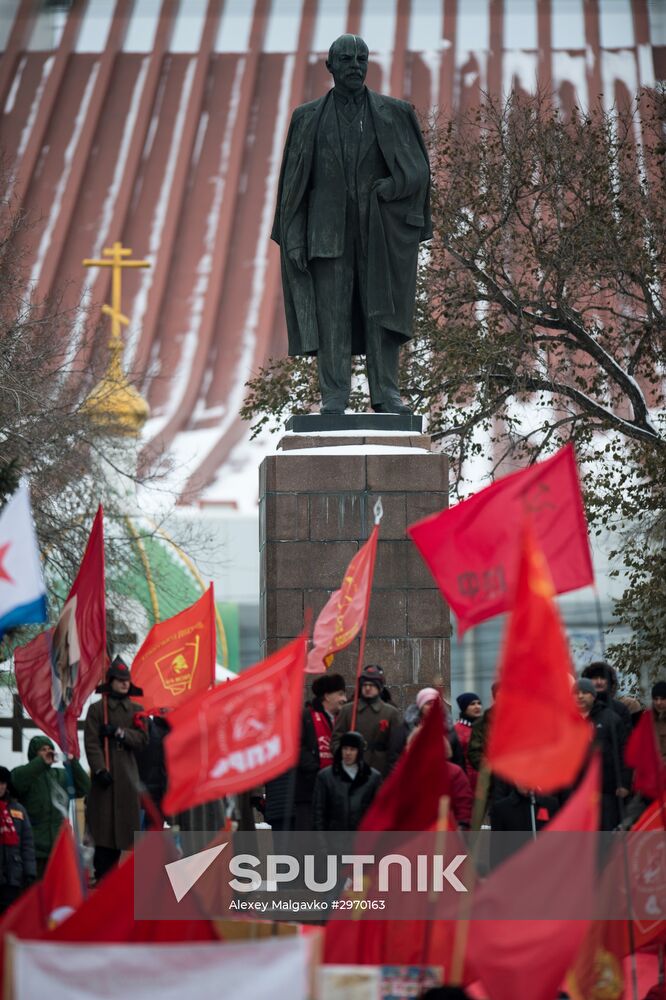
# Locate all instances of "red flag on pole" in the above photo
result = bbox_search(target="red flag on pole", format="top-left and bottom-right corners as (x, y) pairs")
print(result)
(486, 526), (591, 792)
(307, 526), (379, 673)
(131, 585), (216, 711)
(407, 444), (593, 635)
(359, 695), (451, 832)
(0, 820), (84, 985)
(467, 757), (600, 1000)
(163, 635), (307, 813)
(14, 507), (107, 757)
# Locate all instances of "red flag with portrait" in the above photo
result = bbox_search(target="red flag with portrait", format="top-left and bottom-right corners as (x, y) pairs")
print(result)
(14, 507), (106, 756)
(307, 526), (378, 673)
(131, 586), (215, 711)
(163, 636), (307, 812)
(407, 444), (593, 635)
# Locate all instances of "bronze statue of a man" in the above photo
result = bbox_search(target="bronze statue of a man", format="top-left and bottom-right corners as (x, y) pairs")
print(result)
(271, 34), (431, 415)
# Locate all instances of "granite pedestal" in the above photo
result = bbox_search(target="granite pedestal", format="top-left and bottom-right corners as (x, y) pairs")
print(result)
(259, 418), (451, 708)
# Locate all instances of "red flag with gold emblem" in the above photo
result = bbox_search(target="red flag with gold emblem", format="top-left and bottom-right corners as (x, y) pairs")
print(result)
(131, 586), (216, 711)
(307, 526), (378, 673)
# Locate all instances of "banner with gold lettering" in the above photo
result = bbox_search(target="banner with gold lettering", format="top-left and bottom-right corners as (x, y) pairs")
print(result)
(306, 526), (379, 674)
(131, 586), (216, 711)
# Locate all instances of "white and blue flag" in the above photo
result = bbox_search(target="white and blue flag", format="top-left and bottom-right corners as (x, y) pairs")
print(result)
(0, 484), (47, 641)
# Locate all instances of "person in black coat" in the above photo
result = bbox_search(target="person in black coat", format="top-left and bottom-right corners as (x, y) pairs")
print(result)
(313, 731), (381, 832)
(581, 662), (632, 739)
(575, 679), (630, 830)
(0, 766), (36, 912)
(489, 786), (561, 868)
(265, 673), (348, 831)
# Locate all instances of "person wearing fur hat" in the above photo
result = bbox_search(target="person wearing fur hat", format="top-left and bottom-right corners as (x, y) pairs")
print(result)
(0, 766), (36, 911)
(312, 731), (381, 831)
(84, 656), (148, 881)
(453, 692), (483, 794)
(651, 681), (666, 763)
(11, 735), (90, 878)
(264, 672), (348, 830)
(581, 662), (632, 739)
(330, 665), (404, 778)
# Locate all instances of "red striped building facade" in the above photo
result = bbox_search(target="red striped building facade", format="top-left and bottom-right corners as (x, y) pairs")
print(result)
(1, 0), (663, 509)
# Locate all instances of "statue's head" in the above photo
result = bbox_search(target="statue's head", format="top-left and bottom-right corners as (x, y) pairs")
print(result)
(326, 34), (369, 94)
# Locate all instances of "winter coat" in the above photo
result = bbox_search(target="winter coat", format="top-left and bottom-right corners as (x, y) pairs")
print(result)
(0, 799), (37, 888)
(135, 716), (169, 809)
(331, 698), (404, 778)
(264, 700), (335, 828)
(84, 695), (148, 851)
(490, 790), (560, 832)
(272, 88), (431, 356)
(653, 709), (666, 763)
(454, 720), (478, 794)
(312, 758), (381, 832)
(448, 762), (474, 829)
(489, 789), (561, 868)
(11, 736), (90, 861)
(588, 700), (630, 796)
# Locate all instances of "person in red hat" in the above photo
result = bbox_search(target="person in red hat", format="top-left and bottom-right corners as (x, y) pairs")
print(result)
(84, 657), (148, 882)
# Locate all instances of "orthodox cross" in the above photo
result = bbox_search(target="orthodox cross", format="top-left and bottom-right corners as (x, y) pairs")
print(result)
(82, 241), (150, 369)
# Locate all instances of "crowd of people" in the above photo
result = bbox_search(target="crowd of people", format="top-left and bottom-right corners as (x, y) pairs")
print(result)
(264, 663), (666, 838)
(0, 654), (663, 924)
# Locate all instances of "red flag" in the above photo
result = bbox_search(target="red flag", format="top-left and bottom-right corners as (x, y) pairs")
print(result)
(49, 835), (218, 943)
(626, 711), (666, 800)
(307, 526), (378, 673)
(0, 821), (84, 983)
(360, 695), (451, 832)
(467, 757), (600, 1000)
(407, 444), (593, 635)
(486, 527), (591, 792)
(131, 585), (216, 711)
(14, 507), (106, 756)
(163, 636), (307, 813)
(325, 700), (458, 973)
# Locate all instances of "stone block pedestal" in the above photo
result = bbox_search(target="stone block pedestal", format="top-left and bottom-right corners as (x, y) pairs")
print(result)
(259, 428), (450, 707)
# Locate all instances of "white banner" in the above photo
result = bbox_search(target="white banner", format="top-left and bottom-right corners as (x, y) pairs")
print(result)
(10, 935), (310, 1000)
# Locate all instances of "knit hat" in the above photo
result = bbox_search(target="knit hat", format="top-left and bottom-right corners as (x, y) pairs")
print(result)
(95, 656), (144, 696)
(340, 731), (366, 752)
(575, 678), (597, 697)
(652, 681), (666, 699)
(359, 664), (385, 689)
(456, 692), (481, 715)
(416, 687), (440, 711)
(311, 673), (346, 699)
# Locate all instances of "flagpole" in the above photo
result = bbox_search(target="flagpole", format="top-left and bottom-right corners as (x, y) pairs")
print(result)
(351, 499), (382, 732)
(592, 583), (607, 658)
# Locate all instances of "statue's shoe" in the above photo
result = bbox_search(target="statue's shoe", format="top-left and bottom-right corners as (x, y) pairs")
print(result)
(320, 405), (345, 415)
(372, 399), (411, 414)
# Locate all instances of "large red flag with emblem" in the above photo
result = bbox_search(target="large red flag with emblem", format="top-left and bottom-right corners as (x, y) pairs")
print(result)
(407, 444), (593, 635)
(486, 526), (591, 792)
(14, 507), (106, 756)
(163, 636), (307, 812)
(306, 526), (378, 673)
(131, 585), (216, 711)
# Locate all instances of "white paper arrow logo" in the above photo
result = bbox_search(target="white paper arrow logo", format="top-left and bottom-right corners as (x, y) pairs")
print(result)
(165, 842), (228, 902)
